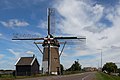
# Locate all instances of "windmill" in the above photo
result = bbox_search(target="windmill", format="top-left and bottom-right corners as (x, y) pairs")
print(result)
(12, 8), (86, 75)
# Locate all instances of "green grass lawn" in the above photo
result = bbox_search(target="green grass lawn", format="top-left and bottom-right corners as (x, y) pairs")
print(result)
(96, 72), (120, 80)
(0, 74), (41, 80)
(0, 74), (15, 79)
(0, 73), (59, 79)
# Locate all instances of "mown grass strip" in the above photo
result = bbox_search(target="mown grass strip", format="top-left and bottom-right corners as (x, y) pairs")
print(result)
(96, 72), (120, 80)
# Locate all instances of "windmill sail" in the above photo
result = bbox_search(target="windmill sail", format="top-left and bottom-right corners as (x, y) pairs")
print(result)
(12, 8), (86, 75)
(49, 8), (56, 35)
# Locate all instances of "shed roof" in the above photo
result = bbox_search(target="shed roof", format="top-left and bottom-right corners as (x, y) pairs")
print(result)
(15, 57), (39, 66)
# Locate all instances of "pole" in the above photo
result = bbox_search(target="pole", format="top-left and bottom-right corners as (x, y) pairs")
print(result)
(48, 34), (51, 74)
(97, 49), (102, 71)
(48, 42), (50, 74)
(101, 49), (102, 71)
(98, 61), (99, 69)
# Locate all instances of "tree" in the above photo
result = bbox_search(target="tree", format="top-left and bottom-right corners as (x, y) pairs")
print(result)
(67, 61), (81, 71)
(117, 68), (120, 76)
(102, 62), (117, 74)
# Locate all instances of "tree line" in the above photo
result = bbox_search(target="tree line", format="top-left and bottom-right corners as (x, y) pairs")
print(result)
(61, 61), (120, 76)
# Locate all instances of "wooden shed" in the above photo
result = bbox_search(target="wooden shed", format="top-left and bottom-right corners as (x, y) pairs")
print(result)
(15, 56), (39, 76)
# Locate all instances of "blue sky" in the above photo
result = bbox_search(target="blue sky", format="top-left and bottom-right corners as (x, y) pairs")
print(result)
(0, 0), (120, 70)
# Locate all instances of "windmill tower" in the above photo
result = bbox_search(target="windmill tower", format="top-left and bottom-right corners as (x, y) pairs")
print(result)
(41, 35), (60, 74)
(12, 8), (86, 75)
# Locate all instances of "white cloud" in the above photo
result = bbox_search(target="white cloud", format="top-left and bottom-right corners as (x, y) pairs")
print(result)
(7, 49), (20, 58)
(26, 51), (34, 55)
(37, 20), (47, 29)
(0, 54), (4, 59)
(54, 0), (104, 34)
(53, 0), (120, 68)
(0, 33), (2, 36)
(0, 19), (29, 27)
(54, 0), (105, 49)
(8, 49), (35, 58)
(5, 49), (37, 69)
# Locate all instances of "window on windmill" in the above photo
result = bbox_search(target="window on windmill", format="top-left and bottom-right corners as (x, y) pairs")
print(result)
(54, 58), (57, 61)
